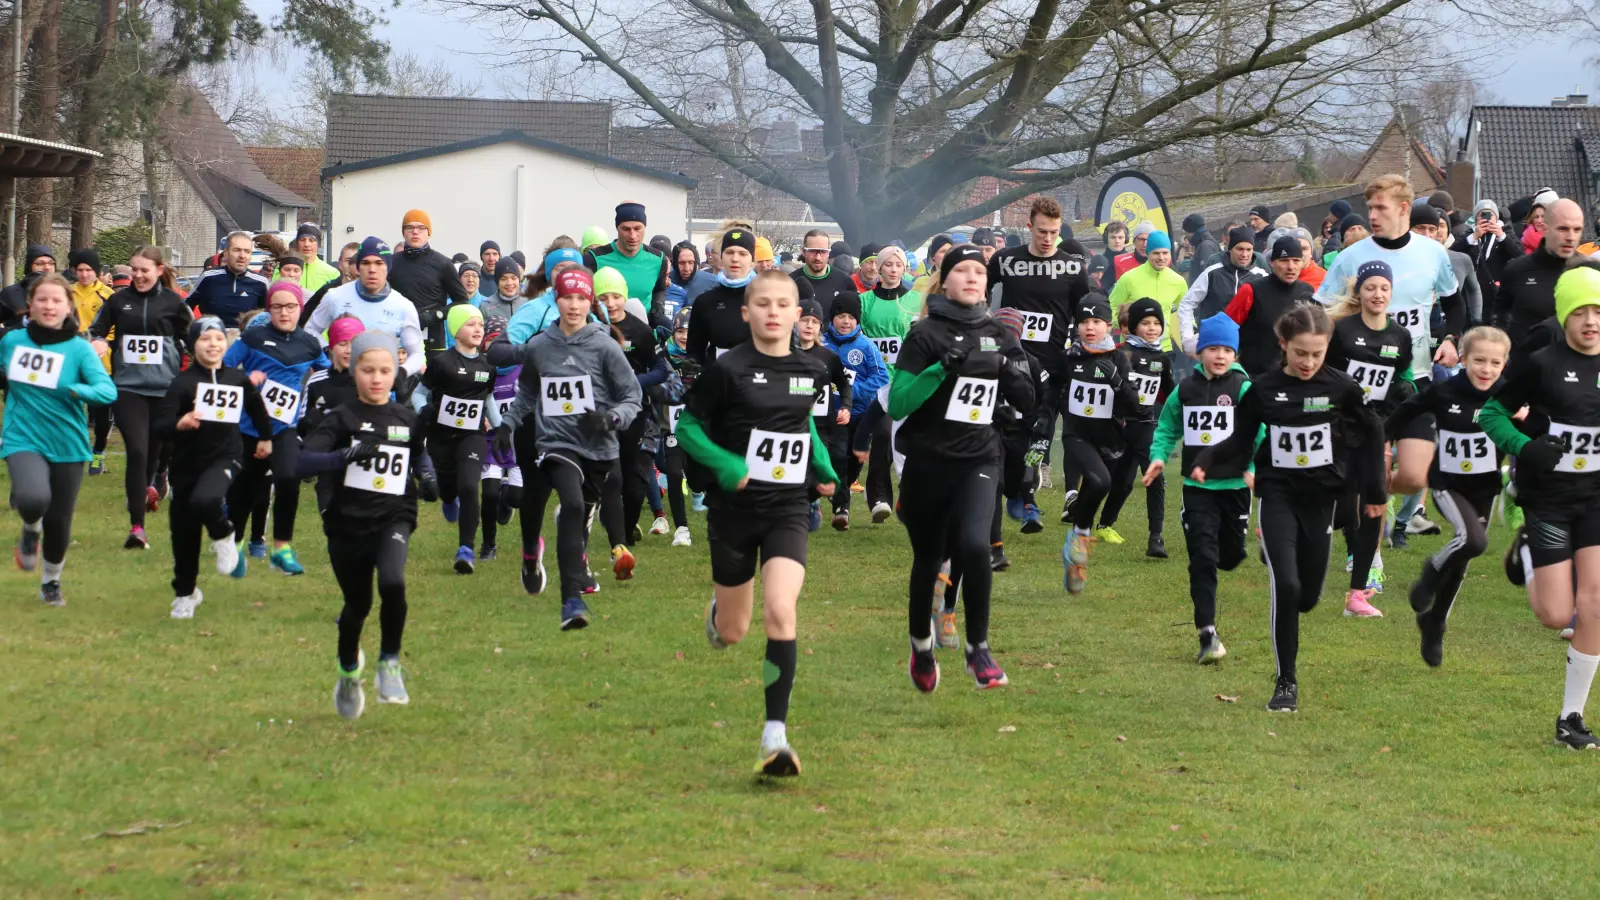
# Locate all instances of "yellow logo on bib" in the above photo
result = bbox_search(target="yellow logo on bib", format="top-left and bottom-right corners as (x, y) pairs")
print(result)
(1578, 458), (1588, 471)
(273, 407), (284, 418)
(562, 401), (574, 414)
(1201, 433), (1212, 444)
(772, 466), (786, 481)
(1084, 406), (1094, 416)
(454, 418), (464, 427)
(373, 476), (386, 490)
(26, 373), (36, 383)
(138, 354), (147, 363)
(215, 410), (225, 420)
(1461, 461), (1473, 472)
(968, 409), (980, 421)
(1295, 454), (1308, 466)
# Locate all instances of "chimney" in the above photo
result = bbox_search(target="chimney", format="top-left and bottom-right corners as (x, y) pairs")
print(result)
(1570, 93), (1590, 107)
(1446, 160), (1475, 207)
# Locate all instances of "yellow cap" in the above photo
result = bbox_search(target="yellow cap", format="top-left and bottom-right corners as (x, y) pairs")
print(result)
(754, 236), (775, 263)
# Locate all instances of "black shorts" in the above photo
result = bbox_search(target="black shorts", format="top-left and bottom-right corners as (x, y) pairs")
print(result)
(1394, 411), (1436, 443)
(1525, 505), (1600, 568)
(707, 507), (809, 585)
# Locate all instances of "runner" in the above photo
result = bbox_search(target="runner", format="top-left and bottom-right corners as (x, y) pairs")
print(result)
(795, 297), (852, 531)
(659, 307), (704, 545)
(892, 244), (1034, 691)
(87, 246), (193, 549)
(304, 237), (425, 374)
(157, 316), (273, 617)
(300, 316), (364, 513)
(675, 269), (838, 775)
(1225, 235), (1316, 375)
(67, 249), (113, 475)
(221, 280), (327, 576)
(478, 314), (522, 561)
(1096, 297), (1175, 558)
(686, 228), (757, 362)
(1, 273), (117, 606)
(858, 245), (920, 523)
(387, 209), (470, 352)
(585, 202), (671, 326)
(593, 266), (669, 545)
(296, 330), (426, 719)
(1191, 303), (1385, 712)
(822, 291), (890, 522)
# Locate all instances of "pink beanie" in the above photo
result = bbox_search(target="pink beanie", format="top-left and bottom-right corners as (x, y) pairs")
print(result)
(327, 316), (364, 346)
(268, 279), (305, 307)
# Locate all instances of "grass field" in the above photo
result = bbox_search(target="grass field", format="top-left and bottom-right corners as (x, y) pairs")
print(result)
(1, 460), (1594, 897)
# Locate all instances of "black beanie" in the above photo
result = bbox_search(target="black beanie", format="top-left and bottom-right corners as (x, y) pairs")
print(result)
(830, 240), (852, 260)
(451, 252), (468, 264)
(1250, 204), (1271, 221)
(1127, 296), (1164, 331)
(1182, 213), (1206, 234)
(939, 244), (987, 282)
(649, 235), (672, 257)
(799, 297), (823, 322)
(830, 290), (862, 321)
(480, 240), (500, 255)
(67, 248), (100, 272)
(858, 242), (884, 262)
(927, 234), (953, 262)
(1409, 202), (1443, 228)
(494, 258), (523, 280)
(970, 227), (994, 247)
(722, 227), (756, 255)
(510, 250), (527, 268)
(1270, 235), (1302, 261)
(1227, 226), (1254, 249)
(1338, 213), (1368, 239)
(1005, 232), (1022, 248)
(615, 202), (646, 226)
(1075, 293), (1112, 324)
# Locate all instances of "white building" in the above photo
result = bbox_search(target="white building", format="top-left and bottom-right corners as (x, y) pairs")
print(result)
(321, 131), (695, 253)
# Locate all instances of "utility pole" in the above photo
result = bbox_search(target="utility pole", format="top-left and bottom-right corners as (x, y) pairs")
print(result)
(6, 0), (21, 283)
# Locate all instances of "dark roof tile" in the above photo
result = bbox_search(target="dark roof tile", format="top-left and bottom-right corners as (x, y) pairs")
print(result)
(1470, 105), (1600, 208)
(162, 86), (312, 208)
(324, 94), (611, 167)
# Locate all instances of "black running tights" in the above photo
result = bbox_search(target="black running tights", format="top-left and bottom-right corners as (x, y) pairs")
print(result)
(329, 523), (411, 671)
(113, 392), (162, 527)
(1260, 493), (1338, 681)
(901, 456), (998, 646)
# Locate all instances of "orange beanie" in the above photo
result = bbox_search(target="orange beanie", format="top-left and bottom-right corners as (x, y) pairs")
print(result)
(402, 208), (432, 232)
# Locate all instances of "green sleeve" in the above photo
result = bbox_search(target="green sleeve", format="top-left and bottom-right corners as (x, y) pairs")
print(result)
(809, 415), (839, 484)
(1480, 398), (1530, 456)
(887, 361), (946, 420)
(1149, 391), (1182, 462)
(674, 408), (748, 492)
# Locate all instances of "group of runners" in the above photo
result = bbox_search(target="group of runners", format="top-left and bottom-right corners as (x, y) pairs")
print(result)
(8, 173), (1600, 778)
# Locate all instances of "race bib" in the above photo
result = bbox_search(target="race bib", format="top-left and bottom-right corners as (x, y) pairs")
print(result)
(1390, 307), (1427, 342)
(541, 375), (595, 417)
(8, 345), (63, 390)
(871, 336), (901, 365)
(1183, 405), (1233, 446)
(745, 428), (808, 484)
(1270, 423), (1332, 469)
(1129, 372), (1161, 407)
(1438, 429), (1491, 474)
(811, 386), (830, 416)
(437, 394), (484, 430)
(668, 404), (685, 432)
(944, 376), (997, 424)
(194, 383), (243, 424)
(1347, 361), (1394, 403)
(1067, 379), (1112, 420)
(260, 381), (302, 425)
(1550, 422), (1600, 473)
(1020, 311), (1053, 343)
(497, 397), (513, 420)
(120, 335), (163, 365)
(343, 444), (411, 496)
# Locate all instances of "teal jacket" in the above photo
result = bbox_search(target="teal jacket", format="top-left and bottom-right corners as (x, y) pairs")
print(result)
(1149, 360), (1261, 490)
(0, 328), (117, 462)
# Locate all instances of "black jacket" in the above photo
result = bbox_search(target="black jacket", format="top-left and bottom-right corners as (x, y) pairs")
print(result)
(1494, 242), (1566, 345)
(388, 245), (470, 347)
(1225, 274), (1316, 376)
(1186, 229), (1221, 283)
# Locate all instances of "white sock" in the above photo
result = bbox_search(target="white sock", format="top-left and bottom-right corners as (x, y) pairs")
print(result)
(41, 560), (63, 583)
(1199, 625), (1216, 637)
(1563, 647), (1600, 718)
(761, 720), (787, 749)
(911, 634), (934, 652)
(1521, 545), (1536, 589)
(22, 519), (41, 534)
(965, 640), (988, 655)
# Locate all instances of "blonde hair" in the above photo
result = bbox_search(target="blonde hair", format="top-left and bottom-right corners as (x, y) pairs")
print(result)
(749, 268), (798, 300)
(1327, 274), (1361, 320)
(1364, 174), (1414, 207)
(1460, 325), (1511, 358)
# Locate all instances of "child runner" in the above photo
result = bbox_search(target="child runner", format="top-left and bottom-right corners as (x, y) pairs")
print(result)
(301, 316), (364, 514)
(1, 273), (117, 606)
(676, 269), (839, 775)
(222, 279), (327, 576)
(478, 314), (522, 561)
(422, 303), (509, 574)
(1097, 297), (1175, 558)
(1143, 313), (1255, 663)
(1479, 264), (1600, 748)
(297, 330), (425, 719)
(822, 291), (889, 523)
(67, 249), (114, 475)
(859, 245), (921, 524)
(1192, 304), (1385, 713)
(893, 245), (1035, 692)
(992, 307), (1043, 542)
(1386, 325), (1509, 666)
(593, 266), (670, 544)
(158, 317), (273, 617)
(496, 268), (642, 629)
(659, 308), (703, 546)
(796, 296), (852, 531)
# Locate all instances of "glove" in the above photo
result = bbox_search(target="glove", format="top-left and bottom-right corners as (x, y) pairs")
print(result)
(940, 345), (969, 373)
(343, 440), (381, 464)
(579, 409), (619, 437)
(962, 350), (1003, 379)
(1024, 437), (1050, 468)
(395, 371), (421, 406)
(493, 423), (513, 454)
(1519, 433), (1566, 471)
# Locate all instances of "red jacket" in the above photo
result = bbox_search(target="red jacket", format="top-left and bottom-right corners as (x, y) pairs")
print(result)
(1113, 251), (1144, 279)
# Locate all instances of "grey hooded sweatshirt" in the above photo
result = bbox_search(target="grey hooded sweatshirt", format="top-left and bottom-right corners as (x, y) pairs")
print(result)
(492, 321), (641, 461)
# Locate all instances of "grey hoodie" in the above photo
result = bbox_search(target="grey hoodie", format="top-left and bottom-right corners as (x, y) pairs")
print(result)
(496, 322), (641, 461)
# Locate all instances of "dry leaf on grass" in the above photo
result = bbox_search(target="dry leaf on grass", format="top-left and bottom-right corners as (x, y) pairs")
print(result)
(998, 725), (1017, 733)
(1115, 735), (1127, 743)
(1215, 694), (1239, 703)
(87, 820), (189, 840)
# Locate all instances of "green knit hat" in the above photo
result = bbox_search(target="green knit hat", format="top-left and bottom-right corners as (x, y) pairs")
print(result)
(581, 226), (609, 250)
(1556, 266), (1600, 327)
(592, 266), (629, 300)
(446, 303), (484, 337)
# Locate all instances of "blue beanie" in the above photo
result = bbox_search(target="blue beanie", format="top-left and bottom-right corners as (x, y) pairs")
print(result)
(480, 240), (500, 255)
(1354, 260), (1393, 294)
(1146, 230), (1173, 252)
(358, 236), (390, 265)
(543, 247), (583, 282)
(615, 202), (646, 226)
(1329, 199), (1353, 219)
(1196, 313), (1240, 353)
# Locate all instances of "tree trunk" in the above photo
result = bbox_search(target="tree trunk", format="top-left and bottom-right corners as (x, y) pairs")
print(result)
(25, 0), (59, 246)
(140, 122), (164, 247)
(69, 0), (118, 247)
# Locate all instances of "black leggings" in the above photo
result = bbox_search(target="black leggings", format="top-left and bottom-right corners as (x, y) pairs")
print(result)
(90, 404), (111, 454)
(516, 423), (544, 557)
(6, 453), (84, 565)
(1423, 489), (1494, 630)
(113, 392), (163, 527)
(658, 444), (690, 528)
(481, 470), (521, 549)
(329, 523), (412, 671)
(1180, 486), (1251, 630)
(901, 456), (998, 646)
(169, 461), (237, 596)
(1260, 493), (1338, 681)
(229, 429), (301, 544)
(432, 432), (486, 549)
(542, 452), (625, 597)
(1339, 488), (1384, 591)
(1100, 421), (1164, 534)
(1062, 435), (1114, 530)
(618, 416), (652, 539)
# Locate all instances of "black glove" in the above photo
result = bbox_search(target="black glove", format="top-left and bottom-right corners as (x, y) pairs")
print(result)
(394, 371), (421, 406)
(343, 440), (381, 464)
(940, 345), (970, 373)
(1519, 434), (1566, 472)
(493, 423), (513, 454)
(961, 350), (1003, 379)
(579, 409), (618, 437)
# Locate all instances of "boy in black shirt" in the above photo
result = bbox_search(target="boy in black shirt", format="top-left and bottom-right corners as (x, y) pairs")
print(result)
(795, 296), (852, 530)
(1098, 297), (1176, 558)
(422, 304), (509, 574)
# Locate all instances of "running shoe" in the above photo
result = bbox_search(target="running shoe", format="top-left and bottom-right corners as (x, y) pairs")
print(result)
(270, 545), (305, 576)
(832, 509), (850, 531)
(498, 498), (516, 526)
(1060, 488), (1078, 524)
(560, 596), (591, 631)
(416, 469), (440, 502)
(964, 645), (1009, 689)
(756, 742), (802, 777)
(522, 539), (547, 595)
(1345, 553), (1354, 573)
(1367, 551), (1386, 593)
(441, 499), (460, 523)
(1095, 525), (1126, 545)
(334, 652), (365, 720)
(672, 526), (692, 547)
(871, 501), (892, 524)
(850, 481), (865, 494)
(807, 502), (821, 533)
(1197, 630), (1227, 665)
(40, 580), (64, 607)
(1506, 499), (1524, 532)
(1389, 528), (1408, 550)
(937, 612), (960, 649)
(692, 492), (707, 512)
(1407, 511), (1441, 536)
(1409, 561), (1440, 614)
(1556, 713), (1600, 750)
(650, 516), (670, 536)
(155, 471), (169, 500)
(990, 543), (1010, 571)
(1418, 614), (1445, 668)
(1343, 588), (1383, 618)
(1147, 534), (1168, 559)
(144, 485), (160, 513)
(1065, 562), (1087, 595)
(1066, 529), (1092, 566)
(248, 539), (268, 559)
(88, 453), (104, 476)
(705, 595), (727, 650)
(170, 589), (203, 619)
(1267, 676), (1298, 712)
(1504, 527), (1527, 587)
(611, 544), (635, 580)
(454, 545), (475, 575)
(212, 536), (239, 577)
(479, 544), (497, 561)
(628, 524), (642, 545)
(15, 526), (39, 571)
(230, 543), (248, 578)
(376, 657), (409, 704)
(1020, 504), (1043, 534)
(908, 641), (940, 693)
(124, 525), (148, 550)
(1006, 496), (1026, 522)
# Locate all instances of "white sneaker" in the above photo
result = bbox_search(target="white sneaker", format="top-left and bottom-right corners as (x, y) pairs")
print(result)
(1406, 512), (1441, 536)
(170, 589), (204, 619)
(871, 501), (892, 524)
(650, 516), (670, 536)
(213, 537), (239, 576)
(672, 526), (692, 547)
(1038, 466), (1054, 490)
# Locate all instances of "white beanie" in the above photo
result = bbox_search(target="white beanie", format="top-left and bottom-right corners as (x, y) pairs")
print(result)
(1533, 188), (1560, 210)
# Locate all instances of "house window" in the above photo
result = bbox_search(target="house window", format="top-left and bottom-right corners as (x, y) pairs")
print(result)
(137, 192), (168, 225)
(278, 212), (286, 232)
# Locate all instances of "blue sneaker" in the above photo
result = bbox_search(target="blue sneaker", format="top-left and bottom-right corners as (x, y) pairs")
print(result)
(560, 596), (591, 631)
(692, 492), (707, 512)
(269, 545), (305, 576)
(1020, 503), (1043, 534)
(808, 501), (822, 533)
(656, 471), (668, 494)
(230, 542), (249, 579)
(454, 545), (475, 575)
(441, 499), (460, 523)
(1006, 496), (1026, 522)
(247, 539), (268, 559)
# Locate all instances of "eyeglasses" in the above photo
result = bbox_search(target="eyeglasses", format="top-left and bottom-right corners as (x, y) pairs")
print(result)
(402, 224), (428, 233)
(268, 303), (300, 312)
(801, 247), (829, 255)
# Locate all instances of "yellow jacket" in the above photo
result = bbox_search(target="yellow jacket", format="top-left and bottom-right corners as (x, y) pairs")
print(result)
(70, 280), (114, 371)
(1107, 262), (1188, 351)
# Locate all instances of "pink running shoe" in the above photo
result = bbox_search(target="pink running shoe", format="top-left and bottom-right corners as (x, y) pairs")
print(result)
(1343, 588), (1383, 618)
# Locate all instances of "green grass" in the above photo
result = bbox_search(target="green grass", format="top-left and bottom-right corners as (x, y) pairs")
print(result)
(0, 464), (1590, 897)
